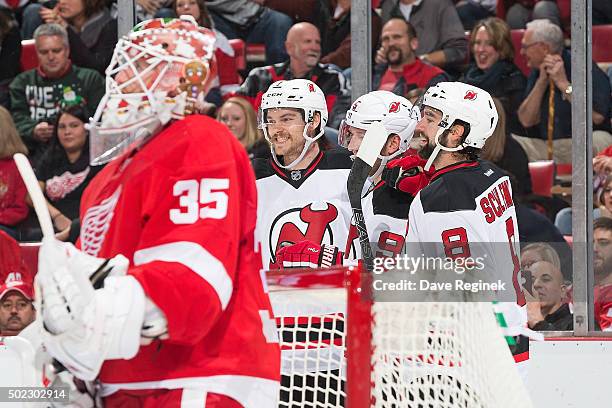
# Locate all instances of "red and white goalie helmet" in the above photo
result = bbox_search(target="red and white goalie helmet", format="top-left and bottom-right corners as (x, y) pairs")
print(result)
(258, 79), (328, 169)
(89, 16), (217, 165)
(420, 82), (498, 170)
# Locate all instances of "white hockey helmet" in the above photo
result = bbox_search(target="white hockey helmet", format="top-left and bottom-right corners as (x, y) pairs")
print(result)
(88, 16), (217, 165)
(258, 79), (328, 169)
(420, 82), (498, 170)
(339, 91), (420, 177)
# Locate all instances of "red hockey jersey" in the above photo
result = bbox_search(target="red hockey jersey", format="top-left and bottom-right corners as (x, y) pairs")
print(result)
(78, 116), (280, 406)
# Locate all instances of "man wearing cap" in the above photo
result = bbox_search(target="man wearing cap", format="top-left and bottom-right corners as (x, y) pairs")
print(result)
(0, 276), (36, 336)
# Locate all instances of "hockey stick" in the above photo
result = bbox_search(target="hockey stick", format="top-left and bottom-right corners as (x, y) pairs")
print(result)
(13, 153), (54, 239)
(346, 122), (388, 272)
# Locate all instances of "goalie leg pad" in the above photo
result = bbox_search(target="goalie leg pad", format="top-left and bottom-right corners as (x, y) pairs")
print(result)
(42, 275), (145, 381)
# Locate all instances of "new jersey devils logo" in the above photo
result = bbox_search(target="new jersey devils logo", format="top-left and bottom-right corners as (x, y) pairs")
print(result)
(388, 101), (400, 113)
(464, 90), (478, 101)
(351, 100), (361, 112)
(269, 203), (339, 266)
(308, 83), (315, 92)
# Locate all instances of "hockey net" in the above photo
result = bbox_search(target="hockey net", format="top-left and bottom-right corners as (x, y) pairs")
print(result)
(267, 266), (533, 408)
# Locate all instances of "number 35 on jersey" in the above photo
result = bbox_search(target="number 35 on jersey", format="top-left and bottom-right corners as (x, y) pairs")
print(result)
(170, 178), (229, 224)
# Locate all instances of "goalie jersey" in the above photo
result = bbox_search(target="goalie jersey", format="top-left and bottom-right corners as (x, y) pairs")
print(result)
(78, 116), (279, 406)
(254, 148), (353, 269)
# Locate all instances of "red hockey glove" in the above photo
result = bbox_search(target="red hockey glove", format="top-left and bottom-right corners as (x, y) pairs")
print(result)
(276, 241), (343, 269)
(383, 154), (434, 195)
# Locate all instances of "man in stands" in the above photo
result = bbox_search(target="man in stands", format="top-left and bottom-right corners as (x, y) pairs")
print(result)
(276, 91), (421, 267)
(206, 0), (292, 65)
(0, 275), (35, 337)
(31, 16), (279, 406)
(254, 79), (353, 269)
(9, 23), (104, 165)
(517, 19), (612, 163)
(374, 18), (449, 98)
(594, 217), (612, 331)
(237, 22), (350, 129)
(525, 260), (572, 331)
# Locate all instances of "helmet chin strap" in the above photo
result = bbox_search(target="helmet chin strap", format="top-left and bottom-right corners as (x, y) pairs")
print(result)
(423, 128), (465, 171)
(268, 124), (324, 170)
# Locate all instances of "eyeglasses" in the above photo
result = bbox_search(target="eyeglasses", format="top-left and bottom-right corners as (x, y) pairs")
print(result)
(520, 41), (542, 51)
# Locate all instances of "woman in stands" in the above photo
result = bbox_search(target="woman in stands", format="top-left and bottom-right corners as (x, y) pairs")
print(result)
(482, 97), (532, 197)
(217, 97), (269, 160)
(34, 104), (102, 242)
(462, 17), (527, 136)
(0, 106), (29, 239)
(38, 0), (117, 74)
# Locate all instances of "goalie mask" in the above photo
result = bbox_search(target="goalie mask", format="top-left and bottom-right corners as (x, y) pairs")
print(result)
(339, 90), (420, 179)
(419, 82), (498, 171)
(258, 79), (328, 170)
(88, 16), (217, 165)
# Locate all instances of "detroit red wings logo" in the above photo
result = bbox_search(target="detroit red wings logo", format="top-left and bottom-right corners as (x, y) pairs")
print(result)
(269, 203), (339, 267)
(81, 186), (122, 256)
(45, 167), (90, 201)
(464, 90), (478, 100)
(388, 101), (401, 113)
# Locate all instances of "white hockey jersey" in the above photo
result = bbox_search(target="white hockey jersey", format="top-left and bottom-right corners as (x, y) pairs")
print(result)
(407, 160), (523, 305)
(254, 149), (353, 269)
(344, 180), (412, 260)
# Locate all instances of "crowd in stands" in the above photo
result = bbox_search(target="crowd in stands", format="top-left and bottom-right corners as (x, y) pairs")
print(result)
(0, 0), (611, 331)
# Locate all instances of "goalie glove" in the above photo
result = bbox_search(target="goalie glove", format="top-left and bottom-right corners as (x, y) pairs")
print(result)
(382, 153), (434, 196)
(37, 237), (168, 381)
(276, 241), (342, 269)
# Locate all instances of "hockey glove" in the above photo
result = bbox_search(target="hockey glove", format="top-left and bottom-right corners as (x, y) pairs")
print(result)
(37, 238), (168, 381)
(276, 241), (343, 269)
(382, 154), (434, 195)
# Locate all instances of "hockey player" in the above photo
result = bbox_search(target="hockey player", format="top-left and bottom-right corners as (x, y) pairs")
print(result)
(275, 90), (421, 267)
(33, 16), (280, 407)
(254, 79), (354, 269)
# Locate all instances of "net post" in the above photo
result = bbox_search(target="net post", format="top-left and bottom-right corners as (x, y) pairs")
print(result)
(346, 264), (373, 408)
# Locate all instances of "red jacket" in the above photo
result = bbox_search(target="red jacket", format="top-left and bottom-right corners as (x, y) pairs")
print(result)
(0, 158), (29, 227)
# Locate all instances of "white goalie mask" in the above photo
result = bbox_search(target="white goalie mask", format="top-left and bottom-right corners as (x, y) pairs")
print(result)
(258, 79), (328, 169)
(88, 16), (217, 165)
(419, 82), (498, 171)
(339, 90), (420, 178)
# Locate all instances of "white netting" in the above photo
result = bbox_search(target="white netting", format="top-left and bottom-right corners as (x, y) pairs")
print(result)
(371, 302), (533, 408)
(270, 288), (347, 408)
(268, 270), (533, 408)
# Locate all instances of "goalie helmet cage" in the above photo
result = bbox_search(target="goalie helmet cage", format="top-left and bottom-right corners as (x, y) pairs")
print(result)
(267, 266), (534, 408)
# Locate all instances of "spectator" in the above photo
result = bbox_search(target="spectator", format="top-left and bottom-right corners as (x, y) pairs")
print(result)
(500, 0), (561, 29)
(455, 0), (496, 30)
(462, 17), (526, 136)
(482, 98), (532, 196)
(0, 10), (21, 108)
(37, 0), (118, 74)
(236, 22), (351, 129)
(173, 0), (234, 56)
(554, 174), (612, 236)
(0, 275), (35, 337)
(205, 0), (293, 65)
(217, 97), (269, 160)
(521, 242), (560, 271)
(0, 107), (29, 239)
(516, 19), (612, 163)
(311, 0), (382, 70)
(28, 104), (102, 242)
(380, 0), (468, 77)
(593, 0), (612, 25)
(519, 234), (571, 285)
(594, 217), (612, 331)
(9, 23), (104, 165)
(374, 18), (449, 97)
(525, 260), (573, 331)
(594, 145), (612, 176)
